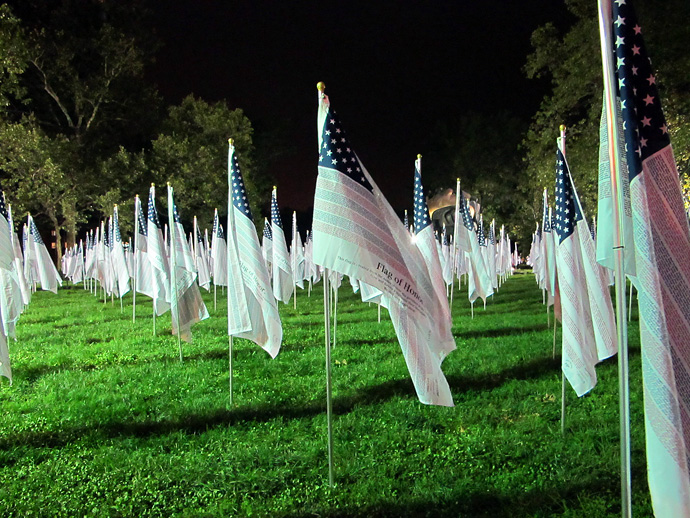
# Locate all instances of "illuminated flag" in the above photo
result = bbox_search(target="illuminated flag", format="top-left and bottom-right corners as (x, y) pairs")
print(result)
(312, 84), (455, 406)
(167, 185), (209, 342)
(599, 1), (690, 514)
(211, 209), (227, 286)
(226, 142), (282, 357)
(27, 215), (61, 294)
(270, 187), (293, 304)
(147, 185), (171, 316)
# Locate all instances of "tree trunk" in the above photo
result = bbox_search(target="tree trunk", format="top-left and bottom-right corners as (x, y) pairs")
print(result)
(46, 210), (62, 267)
(61, 198), (78, 249)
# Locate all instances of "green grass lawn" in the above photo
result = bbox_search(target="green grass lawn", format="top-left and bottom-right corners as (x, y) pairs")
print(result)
(0, 272), (651, 517)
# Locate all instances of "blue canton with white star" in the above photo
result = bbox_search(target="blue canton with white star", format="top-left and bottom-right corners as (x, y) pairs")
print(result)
(172, 199), (182, 225)
(554, 148), (583, 244)
(0, 190), (7, 221)
(489, 223), (496, 245)
(271, 192), (284, 230)
(137, 200), (148, 237)
(613, 0), (670, 180)
(478, 219), (487, 247)
(30, 219), (45, 245)
(148, 191), (162, 230)
(263, 220), (273, 241)
(319, 110), (373, 193)
(460, 199), (474, 231)
(413, 162), (432, 234)
(114, 210), (123, 244)
(230, 151), (253, 221)
(542, 198), (552, 233)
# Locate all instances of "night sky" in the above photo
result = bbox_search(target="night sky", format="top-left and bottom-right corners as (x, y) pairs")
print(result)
(147, 1), (570, 212)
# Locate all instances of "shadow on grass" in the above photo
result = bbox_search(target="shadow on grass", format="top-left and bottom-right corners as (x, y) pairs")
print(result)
(273, 473), (646, 518)
(0, 354), (563, 457)
(455, 324), (550, 340)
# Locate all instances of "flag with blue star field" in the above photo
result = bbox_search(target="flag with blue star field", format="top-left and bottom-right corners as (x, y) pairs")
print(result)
(312, 86), (455, 406)
(606, 1), (690, 514)
(26, 214), (61, 294)
(111, 206), (130, 298)
(0, 191), (25, 343)
(412, 156), (453, 354)
(455, 196), (492, 304)
(133, 195), (155, 300)
(193, 216), (210, 291)
(147, 185), (171, 316)
(270, 187), (292, 304)
(167, 185), (208, 343)
(540, 189), (558, 311)
(225, 143), (281, 357)
(0, 190), (14, 271)
(262, 218), (273, 271)
(554, 146), (601, 397)
(211, 208), (227, 286)
(560, 146), (617, 366)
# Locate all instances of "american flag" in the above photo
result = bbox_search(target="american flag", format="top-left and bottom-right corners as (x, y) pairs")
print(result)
(111, 206), (130, 298)
(270, 187), (293, 304)
(27, 215), (61, 294)
(412, 155), (454, 357)
(262, 217), (273, 272)
(312, 86), (455, 406)
(211, 208), (227, 286)
(554, 147), (599, 396)
(167, 185), (208, 343)
(226, 142), (281, 357)
(608, 1), (690, 514)
(147, 186), (171, 316)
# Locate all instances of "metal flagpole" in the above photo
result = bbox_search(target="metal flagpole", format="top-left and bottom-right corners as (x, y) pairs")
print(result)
(133, 196), (139, 323)
(332, 281), (338, 349)
(228, 335), (233, 405)
(598, 2), (631, 515)
(323, 267), (334, 486)
(628, 281), (633, 322)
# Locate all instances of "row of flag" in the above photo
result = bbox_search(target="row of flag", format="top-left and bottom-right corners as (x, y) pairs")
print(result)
(525, 1), (690, 515)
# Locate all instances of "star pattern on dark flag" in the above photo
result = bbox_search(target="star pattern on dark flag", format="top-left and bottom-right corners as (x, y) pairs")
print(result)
(478, 218), (487, 247)
(318, 110), (373, 193)
(460, 199), (474, 231)
(230, 151), (253, 221)
(172, 199), (182, 225)
(114, 210), (123, 244)
(542, 199), (552, 233)
(148, 191), (163, 230)
(554, 148), (583, 245)
(30, 218), (45, 245)
(271, 191), (284, 230)
(413, 162), (432, 234)
(212, 211), (225, 240)
(489, 223), (496, 246)
(613, 0), (671, 180)
(0, 190), (7, 221)
(137, 200), (148, 237)
(263, 220), (273, 241)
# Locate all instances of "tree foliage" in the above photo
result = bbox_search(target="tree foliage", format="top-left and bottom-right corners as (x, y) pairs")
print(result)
(520, 0), (690, 248)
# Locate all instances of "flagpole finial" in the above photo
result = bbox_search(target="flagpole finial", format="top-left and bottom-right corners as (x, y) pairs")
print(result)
(167, 181), (171, 187)
(228, 138), (234, 145)
(417, 154), (422, 159)
(151, 183), (155, 187)
(317, 82), (326, 92)
(560, 124), (566, 133)
(273, 185), (277, 191)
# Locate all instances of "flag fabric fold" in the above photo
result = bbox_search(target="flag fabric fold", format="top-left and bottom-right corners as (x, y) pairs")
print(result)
(226, 142), (282, 357)
(312, 87), (455, 406)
